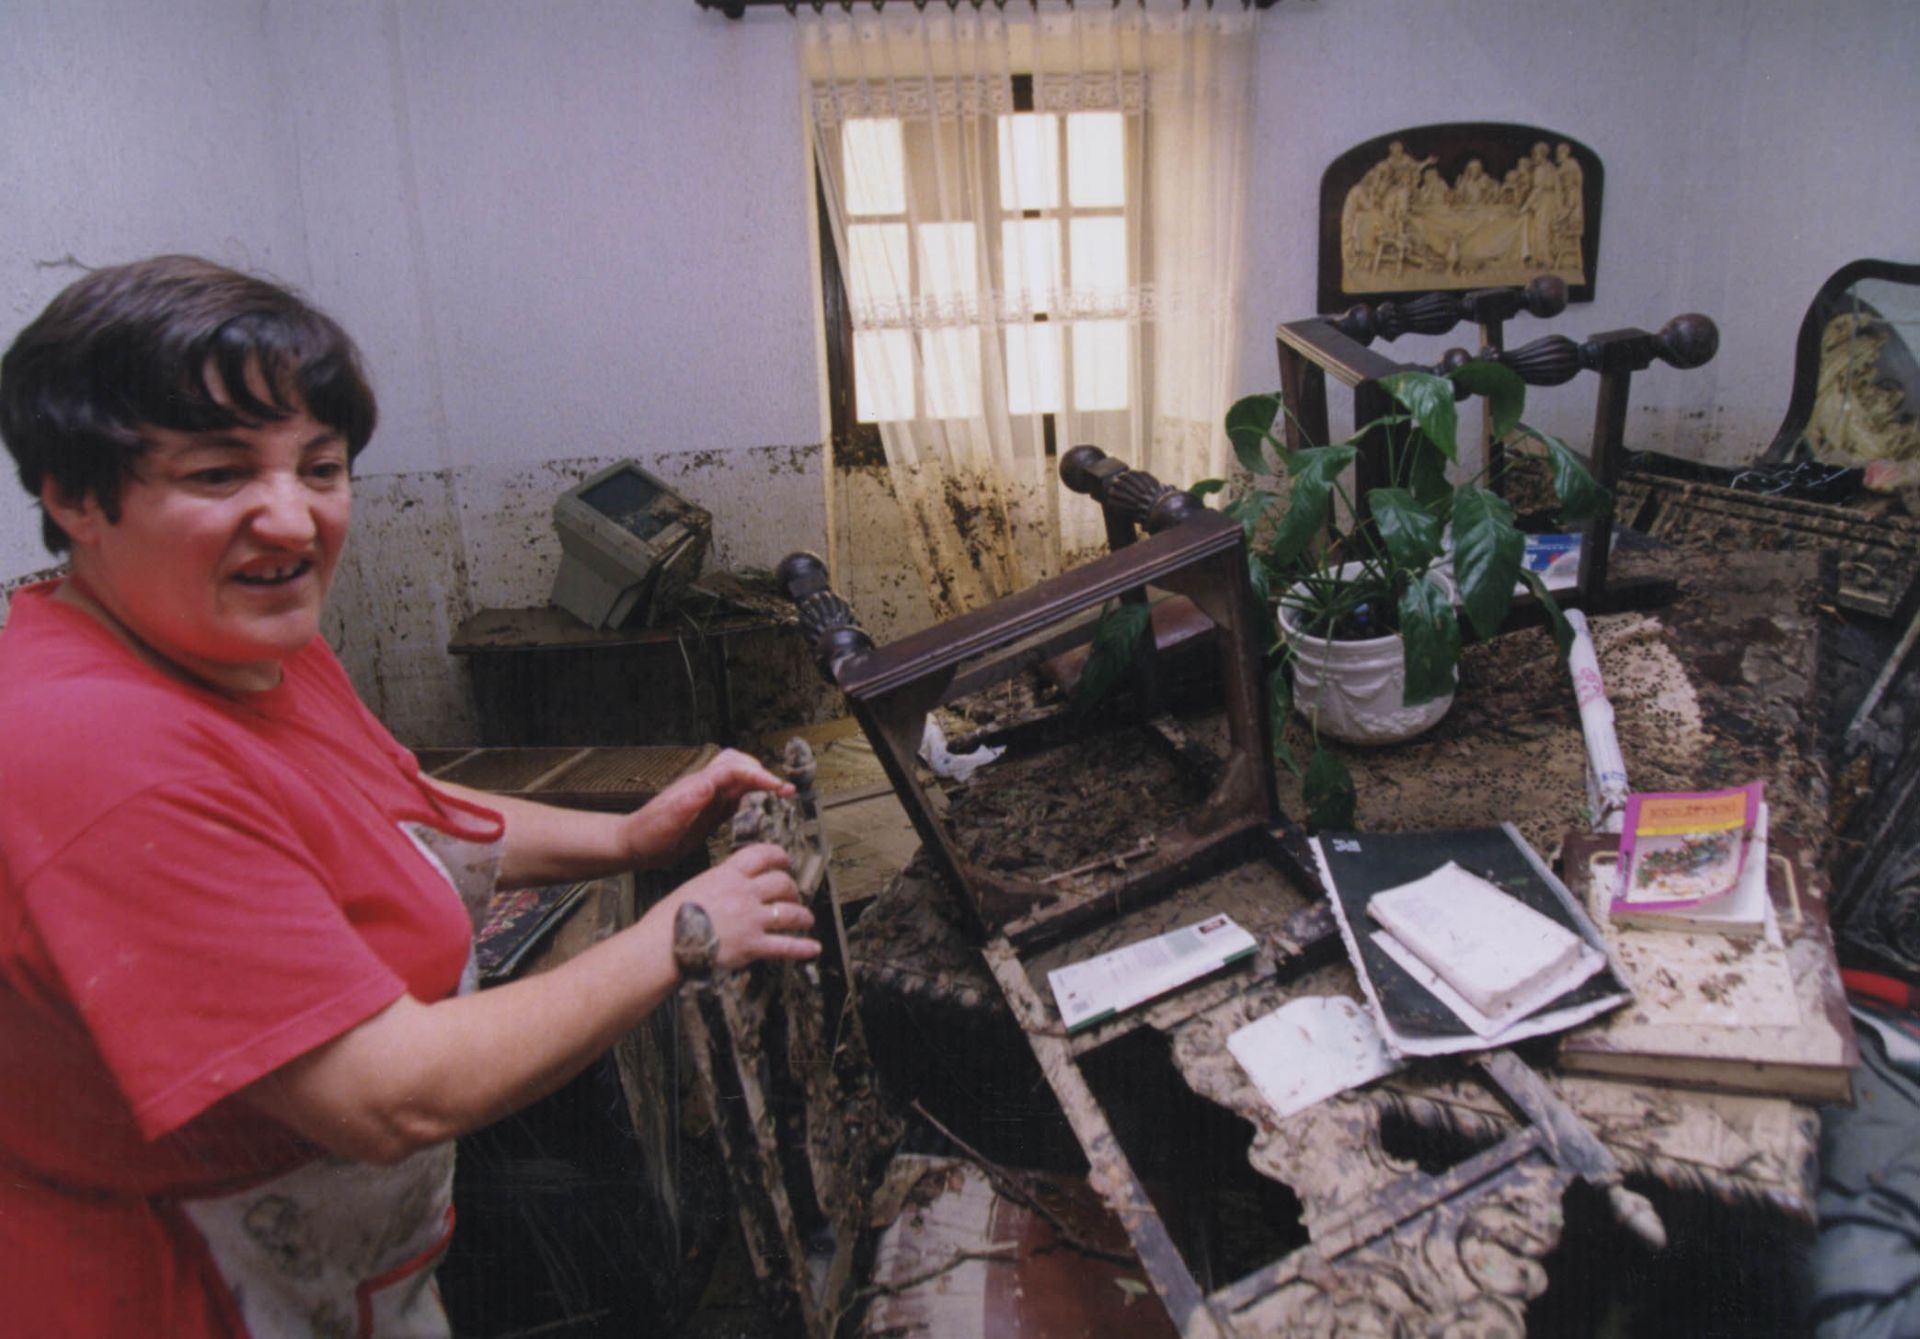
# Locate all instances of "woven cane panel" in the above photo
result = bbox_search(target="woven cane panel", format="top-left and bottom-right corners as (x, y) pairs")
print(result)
(431, 748), (585, 793)
(543, 745), (718, 795)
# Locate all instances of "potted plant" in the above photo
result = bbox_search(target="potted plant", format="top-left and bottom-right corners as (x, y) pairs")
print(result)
(1203, 361), (1608, 828)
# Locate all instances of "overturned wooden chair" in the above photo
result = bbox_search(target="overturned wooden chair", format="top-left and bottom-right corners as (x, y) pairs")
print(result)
(672, 740), (1173, 1338)
(1275, 276), (1719, 618)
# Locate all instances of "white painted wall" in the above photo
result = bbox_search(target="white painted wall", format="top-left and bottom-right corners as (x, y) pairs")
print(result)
(1237, 0), (1920, 458)
(3, 0), (1916, 742)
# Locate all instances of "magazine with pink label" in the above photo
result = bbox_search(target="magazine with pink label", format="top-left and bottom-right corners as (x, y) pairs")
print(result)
(1612, 782), (1763, 913)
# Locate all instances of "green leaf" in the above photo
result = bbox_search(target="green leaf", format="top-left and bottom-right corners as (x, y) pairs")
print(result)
(1190, 477), (1227, 501)
(1529, 427), (1612, 524)
(1072, 600), (1151, 714)
(1303, 746), (1356, 831)
(1407, 435), (1452, 511)
(1380, 371), (1459, 462)
(1224, 488), (1278, 541)
(1448, 360), (1526, 441)
(1517, 569), (1577, 658)
(1397, 573), (1461, 706)
(1266, 664), (1300, 777)
(1368, 487), (1444, 572)
(1266, 445), (1356, 569)
(1226, 393), (1283, 476)
(1449, 484), (1524, 640)
(1247, 552), (1274, 612)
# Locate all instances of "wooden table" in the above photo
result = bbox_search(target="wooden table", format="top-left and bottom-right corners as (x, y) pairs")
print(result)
(846, 544), (1836, 1337)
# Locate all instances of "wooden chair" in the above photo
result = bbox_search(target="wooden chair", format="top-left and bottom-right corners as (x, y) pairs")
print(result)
(671, 740), (1173, 1338)
(1273, 277), (1720, 619)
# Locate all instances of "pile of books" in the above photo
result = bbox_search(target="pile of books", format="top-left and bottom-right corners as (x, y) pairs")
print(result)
(1558, 822), (1857, 1104)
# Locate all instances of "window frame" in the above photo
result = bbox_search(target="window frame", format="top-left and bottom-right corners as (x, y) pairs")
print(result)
(819, 74), (1136, 467)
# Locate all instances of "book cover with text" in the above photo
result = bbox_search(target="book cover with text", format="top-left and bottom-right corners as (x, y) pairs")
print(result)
(1614, 782), (1762, 913)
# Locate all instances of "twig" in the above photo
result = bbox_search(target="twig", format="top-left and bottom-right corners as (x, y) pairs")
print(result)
(826, 1244), (1019, 1337)
(1039, 837), (1158, 885)
(909, 1099), (1137, 1266)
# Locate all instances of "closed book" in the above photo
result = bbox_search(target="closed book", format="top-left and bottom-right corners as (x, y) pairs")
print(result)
(1558, 832), (1857, 1104)
(1610, 802), (1772, 938)
(1613, 783), (1762, 913)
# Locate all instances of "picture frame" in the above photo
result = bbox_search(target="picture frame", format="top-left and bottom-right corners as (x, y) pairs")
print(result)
(1319, 123), (1602, 313)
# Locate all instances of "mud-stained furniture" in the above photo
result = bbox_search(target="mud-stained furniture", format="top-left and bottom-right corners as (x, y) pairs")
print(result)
(776, 506), (1694, 1336)
(834, 538), (1835, 1335)
(672, 743), (1167, 1338)
(434, 746), (725, 1335)
(447, 605), (816, 747)
(1621, 258), (1920, 620)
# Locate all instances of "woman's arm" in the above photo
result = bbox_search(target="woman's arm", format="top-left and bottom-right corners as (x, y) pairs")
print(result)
(243, 841), (819, 1165)
(431, 747), (796, 889)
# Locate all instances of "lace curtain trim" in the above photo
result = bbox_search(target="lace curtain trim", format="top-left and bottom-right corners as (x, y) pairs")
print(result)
(810, 70), (1147, 126)
(849, 280), (1243, 330)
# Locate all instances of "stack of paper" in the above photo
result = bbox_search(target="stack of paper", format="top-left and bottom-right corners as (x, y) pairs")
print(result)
(1367, 862), (1606, 1037)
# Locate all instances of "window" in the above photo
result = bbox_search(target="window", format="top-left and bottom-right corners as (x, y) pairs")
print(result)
(820, 76), (1135, 462)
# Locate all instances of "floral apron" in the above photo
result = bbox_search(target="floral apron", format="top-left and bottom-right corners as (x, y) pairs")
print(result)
(177, 824), (502, 1339)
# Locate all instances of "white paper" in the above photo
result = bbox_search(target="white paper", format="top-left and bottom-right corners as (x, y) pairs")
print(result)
(918, 716), (1003, 782)
(1228, 996), (1401, 1118)
(1047, 913), (1256, 1033)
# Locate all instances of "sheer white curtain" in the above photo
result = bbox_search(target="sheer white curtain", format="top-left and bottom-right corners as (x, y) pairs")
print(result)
(802, 1), (1258, 617)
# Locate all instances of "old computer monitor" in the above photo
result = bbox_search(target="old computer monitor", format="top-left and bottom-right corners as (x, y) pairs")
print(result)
(550, 460), (711, 629)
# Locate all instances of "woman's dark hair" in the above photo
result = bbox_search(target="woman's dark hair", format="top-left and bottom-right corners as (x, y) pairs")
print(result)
(0, 255), (378, 553)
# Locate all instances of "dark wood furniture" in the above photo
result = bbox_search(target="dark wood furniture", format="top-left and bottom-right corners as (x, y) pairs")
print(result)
(1274, 287), (1719, 620)
(434, 749), (723, 1336)
(671, 746), (1169, 1338)
(446, 606), (812, 747)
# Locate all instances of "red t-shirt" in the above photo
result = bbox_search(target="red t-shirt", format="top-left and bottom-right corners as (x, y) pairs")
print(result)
(0, 582), (502, 1335)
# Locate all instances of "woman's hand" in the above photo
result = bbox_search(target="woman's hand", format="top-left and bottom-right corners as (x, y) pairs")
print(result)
(621, 749), (794, 871)
(648, 842), (820, 971)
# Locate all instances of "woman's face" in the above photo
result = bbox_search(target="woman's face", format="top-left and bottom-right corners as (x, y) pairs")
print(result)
(57, 405), (352, 694)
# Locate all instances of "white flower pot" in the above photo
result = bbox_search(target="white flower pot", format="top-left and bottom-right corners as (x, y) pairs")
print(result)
(1276, 567), (1455, 746)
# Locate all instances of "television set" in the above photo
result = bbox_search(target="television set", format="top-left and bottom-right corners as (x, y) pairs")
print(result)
(550, 460), (711, 629)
